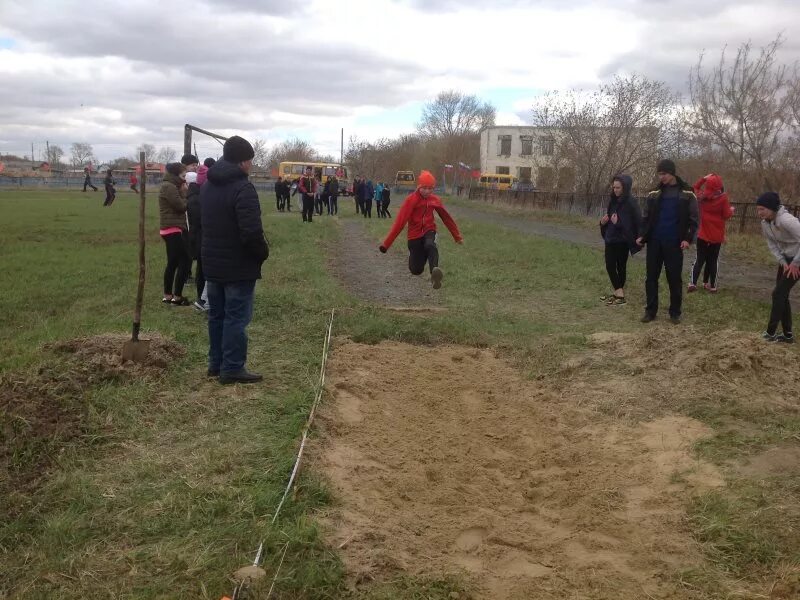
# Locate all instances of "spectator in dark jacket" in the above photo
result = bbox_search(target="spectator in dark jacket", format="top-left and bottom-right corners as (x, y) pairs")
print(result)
(298, 166), (317, 222)
(363, 179), (374, 218)
(354, 177), (363, 214)
(274, 176), (284, 212)
(328, 175), (339, 215)
(381, 185), (391, 218)
(599, 174), (641, 305)
(200, 135), (268, 384)
(636, 159), (699, 324)
(185, 171), (206, 310)
(103, 169), (116, 206)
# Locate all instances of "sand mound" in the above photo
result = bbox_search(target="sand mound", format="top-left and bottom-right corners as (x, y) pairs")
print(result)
(311, 340), (728, 599)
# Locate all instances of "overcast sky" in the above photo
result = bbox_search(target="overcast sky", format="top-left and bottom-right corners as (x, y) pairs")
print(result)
(1, 0), (798, 163)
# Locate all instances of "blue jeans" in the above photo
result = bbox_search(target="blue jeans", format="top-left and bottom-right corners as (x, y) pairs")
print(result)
(207, 280), (256, 374)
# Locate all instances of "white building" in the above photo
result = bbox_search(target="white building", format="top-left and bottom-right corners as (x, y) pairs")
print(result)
(479, 126), (571, 189)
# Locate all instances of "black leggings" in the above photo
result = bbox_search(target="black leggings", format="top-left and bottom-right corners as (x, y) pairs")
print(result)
(195, 257), (205, 300)
(604, 242), (629, 290)
(691, 238), (722, 287)
(162, 231), (190, 296)
(767, 260), (798, 336)
(103, 185), (115, 206)
(302, 194), (314, 222)
(382, 200), (391, 218)
(408, 231), (438, 275)
(362, 198), (372, 218)
(328, 195), (338, 215)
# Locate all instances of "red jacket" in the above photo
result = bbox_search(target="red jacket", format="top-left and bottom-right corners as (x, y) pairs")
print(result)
(694, 175), (734, 244)
(381, 190), (463, 249)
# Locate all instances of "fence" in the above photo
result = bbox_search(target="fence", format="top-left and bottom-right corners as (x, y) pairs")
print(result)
(468, 187), (800, 236)
(0, 175), (287, 195)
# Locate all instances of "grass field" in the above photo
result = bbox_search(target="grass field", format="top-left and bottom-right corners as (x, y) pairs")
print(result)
(1, 190), (798, 599)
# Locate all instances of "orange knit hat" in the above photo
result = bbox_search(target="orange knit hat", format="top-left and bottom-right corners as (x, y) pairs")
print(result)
(417, 170), (436, 188)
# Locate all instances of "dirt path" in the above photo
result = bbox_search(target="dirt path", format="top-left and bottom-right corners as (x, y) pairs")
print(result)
(329, 218), (444, 309)
(449, 202), (775, 302)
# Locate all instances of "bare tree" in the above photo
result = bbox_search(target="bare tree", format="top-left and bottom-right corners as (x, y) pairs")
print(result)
(418, 90), (496, 138)
(109, 156), (136, 170)
(533, 74), (683, 195)
(46, 144), (64, 166)
(70, 142), (95, 168)
(252, 139), (269, 167)
(136, 143), (157, 163)
(687, 36), (796, 193)
(156, 146), (177, 164)
(266, 137), (320, 170)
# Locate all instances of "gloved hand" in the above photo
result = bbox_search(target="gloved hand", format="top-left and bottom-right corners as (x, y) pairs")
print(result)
(379, 245), (387, 254)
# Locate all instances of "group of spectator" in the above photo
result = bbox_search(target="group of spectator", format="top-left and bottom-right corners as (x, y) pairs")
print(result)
(598, 159), (798, 344)
(353, 177), (391, 218)
(274, 171), (342, 220)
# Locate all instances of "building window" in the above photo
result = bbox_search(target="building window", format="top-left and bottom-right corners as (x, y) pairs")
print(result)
(497, 135), (511, 156)
(540, 137), (555, 156)
(518, 167), (532, 182)
(496, 166), (510, 175)
(520, 136), (533, 156)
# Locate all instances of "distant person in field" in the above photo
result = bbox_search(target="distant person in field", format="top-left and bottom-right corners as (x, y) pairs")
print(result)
(636, 159), (698, 324)
(159, 162), (191, 305)
(328, 174), (339, 215)
(197, 157), (215, 187)
(381, 184), (391, 218)
(363, 179), (374, 218)
(274, 176), (284, 212)
(353, 176), (367, 215)
(379, 170), (463, 289)
(102, 169), (116, 206)
(374, 181), (384, 218)
(756, 192), (800, 344)
(83, 166), (98, 192)
(299, 166), (317, 222)
(200, 135), (269, 384)
(318, 176), (329, 215)
(688, 173), (735, 294)
(185, 171), (207, 312)
(181, 155), (200, 282)
(130, 172), (139, 194)
(599, 174), (641, 305)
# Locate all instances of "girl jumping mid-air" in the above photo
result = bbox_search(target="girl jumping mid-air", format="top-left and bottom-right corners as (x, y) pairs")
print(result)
(379, 170), (463, 289)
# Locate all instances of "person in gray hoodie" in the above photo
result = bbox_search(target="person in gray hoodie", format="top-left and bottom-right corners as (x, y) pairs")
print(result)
(756, 192), (800, 343)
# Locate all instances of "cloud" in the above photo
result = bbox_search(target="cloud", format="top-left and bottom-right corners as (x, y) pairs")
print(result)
(0, 0), (799, 161)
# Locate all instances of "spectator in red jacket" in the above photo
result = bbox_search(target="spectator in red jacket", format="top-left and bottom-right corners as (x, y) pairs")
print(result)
(379, 170), (463, 289)
(689, 173), (734, 293)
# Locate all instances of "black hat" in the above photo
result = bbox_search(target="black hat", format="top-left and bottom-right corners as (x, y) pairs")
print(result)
(656, 159), (676, 176)
(203, 157), (216, 168)
(756, 191), (780, 212)
(181, 153), (199, 166)
(222, 136), (255, 163)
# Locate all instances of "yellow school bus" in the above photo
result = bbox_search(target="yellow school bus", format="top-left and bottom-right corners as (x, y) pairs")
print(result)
(278, 161), (350, 194)
(477, 173), (518, 190)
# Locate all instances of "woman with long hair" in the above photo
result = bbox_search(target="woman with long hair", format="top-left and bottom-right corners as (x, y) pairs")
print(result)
(599, 174), (642, 305)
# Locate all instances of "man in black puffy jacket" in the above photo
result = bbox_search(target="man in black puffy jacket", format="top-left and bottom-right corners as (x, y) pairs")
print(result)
(200, 136), (269, 384)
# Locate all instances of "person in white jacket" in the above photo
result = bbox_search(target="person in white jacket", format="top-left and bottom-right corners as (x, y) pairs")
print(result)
(756, 192), (800, 343)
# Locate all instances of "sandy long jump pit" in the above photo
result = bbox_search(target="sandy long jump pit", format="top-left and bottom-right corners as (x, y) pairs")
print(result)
(310, 338), (729, 599)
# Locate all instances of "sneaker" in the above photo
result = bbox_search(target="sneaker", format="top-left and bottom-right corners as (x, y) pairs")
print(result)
(778, 333), (795, 344)
(708, 287), (718, 294)
(219, 369), (263, 385)
(170, 297), (191, 306)
(703, 283), (712, 291)
(641, 312), (656, 323)
(606, 295), (627, 305)
(687, 284), (697, 293)
(161, 296), (173, 304)
(762, 331), (779, 342)
(669, 315), (682, 325)
(193, 300), (206, 312)
(431, 267), (444, 290)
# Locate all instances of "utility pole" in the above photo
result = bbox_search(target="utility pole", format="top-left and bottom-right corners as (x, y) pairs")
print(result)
(340, 128), (344, 166)
(46, 140), (50, 164)
(31, 142), (35, 168)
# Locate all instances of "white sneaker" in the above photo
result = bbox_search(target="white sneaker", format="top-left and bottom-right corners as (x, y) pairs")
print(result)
(193, 300), (206, 312)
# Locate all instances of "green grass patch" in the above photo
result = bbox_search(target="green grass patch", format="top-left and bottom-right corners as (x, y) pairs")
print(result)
(0, 190), (796, 599)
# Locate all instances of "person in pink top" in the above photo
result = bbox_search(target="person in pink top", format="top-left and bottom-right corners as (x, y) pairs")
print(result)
(379, 170), (463, 289)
